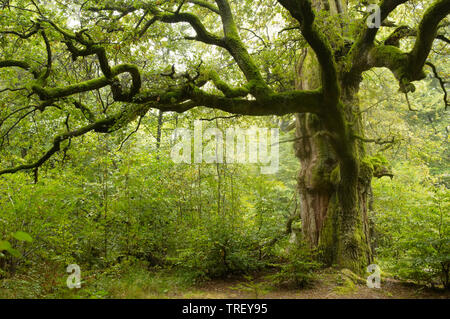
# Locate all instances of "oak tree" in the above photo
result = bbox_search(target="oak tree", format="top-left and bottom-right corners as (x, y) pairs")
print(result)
(0, 0), (448, 273)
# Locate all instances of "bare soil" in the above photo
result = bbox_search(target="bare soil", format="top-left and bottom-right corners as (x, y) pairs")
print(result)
(173, 270), (450, 299)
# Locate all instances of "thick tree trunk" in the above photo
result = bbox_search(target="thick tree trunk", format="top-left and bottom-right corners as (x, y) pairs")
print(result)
(294, 49), (373, 273)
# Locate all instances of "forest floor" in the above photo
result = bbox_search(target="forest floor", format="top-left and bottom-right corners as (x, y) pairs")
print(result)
(1, 266), (449, 299)
(167, 270), (449, 299)
(182, 278), (449, 299)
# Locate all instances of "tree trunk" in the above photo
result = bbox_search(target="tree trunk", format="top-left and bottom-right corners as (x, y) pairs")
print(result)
(294, 48), (373, 273)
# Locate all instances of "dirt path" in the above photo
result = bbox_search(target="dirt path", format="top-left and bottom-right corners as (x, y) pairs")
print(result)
(170, 272), (450, 299)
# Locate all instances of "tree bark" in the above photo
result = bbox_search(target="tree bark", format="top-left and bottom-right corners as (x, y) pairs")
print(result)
(294, 46), (373, 273)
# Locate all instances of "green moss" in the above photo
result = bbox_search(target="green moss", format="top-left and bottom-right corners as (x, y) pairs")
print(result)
(31, 63), (141, 101)
(318, 194), (340, 266)
(330, 165), (341, 185)
(245, 79), (269, 94)
(310, 166), (329, 190)
(368, 45), (421, 93)
(360, 158), (374, 183)
(317, 176), (371, 275)
(361, 154), (392, 179)
(160, 91), (182, 104)
(372, 45), (407, 62)
(209, 70), (249, 98)
(340, 268), (366, 285)
(333, 273), (357, 294)
(367, 154), (388, 167)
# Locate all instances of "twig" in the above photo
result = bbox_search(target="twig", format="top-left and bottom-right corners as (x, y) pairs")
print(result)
(117, 116), (143, 151)
(404, 93), (418, 112)
(426, 62), (449, 110)
(200, 115), (241, 121)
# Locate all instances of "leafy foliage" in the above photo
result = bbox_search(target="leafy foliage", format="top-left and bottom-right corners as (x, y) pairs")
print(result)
(372, 163), (450, 288)
(268, 240), (321, 288)
(0, 0), (448, 298)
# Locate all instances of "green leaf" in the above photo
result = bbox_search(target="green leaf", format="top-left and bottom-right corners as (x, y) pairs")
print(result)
(12, 231), (33, 243)
(0, 240), (12, 251)
(0, 241), (21, 257)
(6, 248), (21, 258)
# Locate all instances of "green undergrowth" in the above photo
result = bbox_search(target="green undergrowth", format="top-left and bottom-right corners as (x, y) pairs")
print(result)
(0, 260), (191, 299)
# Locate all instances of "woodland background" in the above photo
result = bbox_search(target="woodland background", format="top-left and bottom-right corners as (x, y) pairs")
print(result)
(0, 0), (448, 298)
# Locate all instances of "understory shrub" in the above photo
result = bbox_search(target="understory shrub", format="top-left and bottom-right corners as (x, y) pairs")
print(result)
(372, 164), (449, 289)
(268, 240), (321, 288)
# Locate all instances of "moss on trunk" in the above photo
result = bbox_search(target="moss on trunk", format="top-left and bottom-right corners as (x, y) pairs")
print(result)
(295, 42), (373, 275)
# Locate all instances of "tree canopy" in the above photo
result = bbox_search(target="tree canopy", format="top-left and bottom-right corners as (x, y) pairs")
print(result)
(0, 0), (449, 298)
(0, 0), (448, 176)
